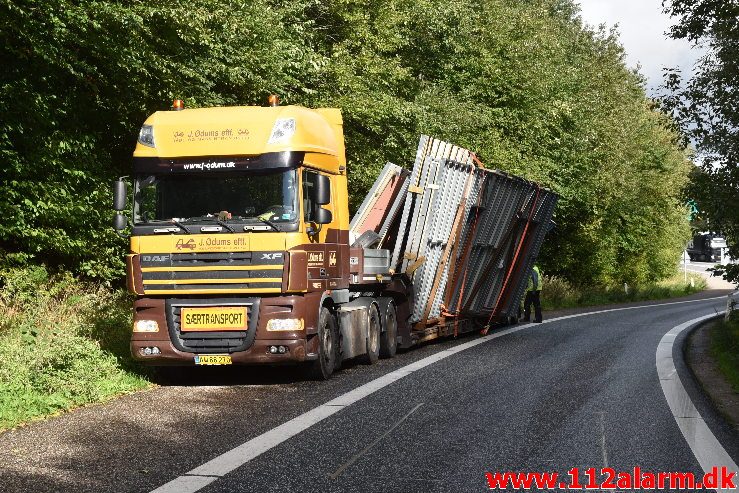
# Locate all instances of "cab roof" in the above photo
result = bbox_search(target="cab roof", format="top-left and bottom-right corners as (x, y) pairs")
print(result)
(133, 104), (345, 174)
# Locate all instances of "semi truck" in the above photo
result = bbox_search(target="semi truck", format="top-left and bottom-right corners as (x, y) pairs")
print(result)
(113, 98), (557, 379)
(687, 232), (728, 262)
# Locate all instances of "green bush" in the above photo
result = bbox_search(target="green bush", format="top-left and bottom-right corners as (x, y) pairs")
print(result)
(0, 266), (150, 430)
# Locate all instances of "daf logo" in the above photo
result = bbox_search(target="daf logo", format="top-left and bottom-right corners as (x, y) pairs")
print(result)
(261, 253), (283, 260)
(142, 255), (169, 262)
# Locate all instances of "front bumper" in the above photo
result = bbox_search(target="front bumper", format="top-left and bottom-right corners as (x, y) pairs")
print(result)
(131, 293), (321, 366)
(131, 337), (312, 365)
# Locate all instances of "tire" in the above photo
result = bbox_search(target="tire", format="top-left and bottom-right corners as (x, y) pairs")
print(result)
(379, 302), (398, 359)
(308, 307), (339, 380)
(362, 304), (381, 364)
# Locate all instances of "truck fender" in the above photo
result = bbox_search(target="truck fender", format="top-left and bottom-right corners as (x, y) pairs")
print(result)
(319, 289), (350, 308)
(336, 297), (377, 359)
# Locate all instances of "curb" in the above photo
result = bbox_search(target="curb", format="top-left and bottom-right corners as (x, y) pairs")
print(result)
(676, 316), (739, 462)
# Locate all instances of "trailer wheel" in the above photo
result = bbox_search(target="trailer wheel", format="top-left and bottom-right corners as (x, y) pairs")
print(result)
(379, 302), (397, 359)
(362, 304), (381, 364)
(308, 307), (339, 380)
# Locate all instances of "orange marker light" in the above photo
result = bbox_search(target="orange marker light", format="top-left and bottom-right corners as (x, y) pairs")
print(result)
(171, 99), (185, 111)
(268, 94), (280, 107)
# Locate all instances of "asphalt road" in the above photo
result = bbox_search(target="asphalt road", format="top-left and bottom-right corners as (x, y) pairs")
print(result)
(680, 260), (736, 290)
(682, 260), (727, 275)
(1, 291), (737, 492)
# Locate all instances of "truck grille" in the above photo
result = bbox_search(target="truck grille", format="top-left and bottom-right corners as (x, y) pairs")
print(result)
(165, 298), (260, 354)
(140, 252), (284, 294)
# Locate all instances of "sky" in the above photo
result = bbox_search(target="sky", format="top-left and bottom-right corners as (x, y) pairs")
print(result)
(576, 0), (702, 96)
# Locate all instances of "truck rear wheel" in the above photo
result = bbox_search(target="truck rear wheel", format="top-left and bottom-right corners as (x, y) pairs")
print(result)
(362, 304), (381, 364)
(379, 302), (397, 359)
(308, 307), (339, 380)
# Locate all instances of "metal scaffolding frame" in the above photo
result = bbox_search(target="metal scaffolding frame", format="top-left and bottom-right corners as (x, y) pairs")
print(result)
(388, 135), (558, 327)
(447, 173), (558, 321)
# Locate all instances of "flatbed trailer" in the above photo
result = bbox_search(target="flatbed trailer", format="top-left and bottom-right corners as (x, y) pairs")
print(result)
(113, 99), (557, 379)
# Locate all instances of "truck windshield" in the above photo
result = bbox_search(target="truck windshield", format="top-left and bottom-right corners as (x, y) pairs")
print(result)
(134, 169), (298, 225)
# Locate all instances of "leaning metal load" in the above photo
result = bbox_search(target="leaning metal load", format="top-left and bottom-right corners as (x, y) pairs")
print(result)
(446, 172), (558, 322)
(389, 136), (478, 323)
(390, 135), (558, 328)
(350, 162), (409, 248)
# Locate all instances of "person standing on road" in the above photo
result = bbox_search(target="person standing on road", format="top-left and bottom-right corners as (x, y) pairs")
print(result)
(522, 264), (543, 323)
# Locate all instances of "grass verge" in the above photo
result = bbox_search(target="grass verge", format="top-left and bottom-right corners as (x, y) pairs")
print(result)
(541, 272), (708, 311)
(0, 266), (152, 431)
(710, 316), (739, 393)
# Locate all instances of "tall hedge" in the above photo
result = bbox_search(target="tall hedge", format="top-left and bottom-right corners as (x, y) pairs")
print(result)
(1, 0), (691, 286)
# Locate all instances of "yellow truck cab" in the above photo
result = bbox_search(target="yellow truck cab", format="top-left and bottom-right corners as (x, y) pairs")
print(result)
(114, 99), (375, 379)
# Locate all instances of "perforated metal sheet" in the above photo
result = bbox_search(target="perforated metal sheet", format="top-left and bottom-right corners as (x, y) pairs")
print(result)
(388, 135), (558, 325)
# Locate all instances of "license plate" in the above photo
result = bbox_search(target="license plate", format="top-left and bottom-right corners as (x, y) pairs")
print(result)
(194, 354), (232, 365)
(181, 307), (247, 331)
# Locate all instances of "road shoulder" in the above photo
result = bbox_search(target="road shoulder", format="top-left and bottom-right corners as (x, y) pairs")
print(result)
(686, 320), (739, 433)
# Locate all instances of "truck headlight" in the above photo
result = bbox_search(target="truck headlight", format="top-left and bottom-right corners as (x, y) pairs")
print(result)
(134, 320), (159, 332)
(138, 124), (155, 148)
(267, 118), (295, 144)
(266, 318), (304, 331)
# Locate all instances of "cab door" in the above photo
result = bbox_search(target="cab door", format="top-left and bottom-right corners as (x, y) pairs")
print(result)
(302, 169), (344, 291)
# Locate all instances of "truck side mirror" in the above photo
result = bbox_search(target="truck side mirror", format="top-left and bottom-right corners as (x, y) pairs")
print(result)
(113, 179), (128, 211)
(313, 207), (332, 225)
(312, 174), (331, 205)
(113, 213), (127, 231)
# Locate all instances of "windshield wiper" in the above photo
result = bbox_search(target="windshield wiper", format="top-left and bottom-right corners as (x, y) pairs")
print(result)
(214, 219), (236, 233)
(170, 219), (189, 232)
(187, 216), (236, 233)
(143, 219), (189, 233)
(257, 217), (280, 231)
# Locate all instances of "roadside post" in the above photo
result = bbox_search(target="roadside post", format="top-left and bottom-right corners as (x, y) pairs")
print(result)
(682, 250), (689, 283)
(727, 291), (738, 321)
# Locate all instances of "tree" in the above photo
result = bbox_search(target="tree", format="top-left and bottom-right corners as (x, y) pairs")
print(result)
(1, 0), (693, 288)
(0, 0), (320, 279)
(662, 0), (739, 284)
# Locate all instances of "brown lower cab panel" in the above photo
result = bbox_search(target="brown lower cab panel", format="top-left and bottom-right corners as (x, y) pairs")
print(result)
(131, 292), (324, 365)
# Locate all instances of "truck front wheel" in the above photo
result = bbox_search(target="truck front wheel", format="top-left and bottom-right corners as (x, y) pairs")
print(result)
(308, 307), (339, 380)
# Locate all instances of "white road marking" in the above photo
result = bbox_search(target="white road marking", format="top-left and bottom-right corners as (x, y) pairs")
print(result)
(151, 295), (728, 493)
(656, 313), (739, 492)
(329, 402), (424, 479)
(150, 475), (217, 493)
(597, 411), (609, 468)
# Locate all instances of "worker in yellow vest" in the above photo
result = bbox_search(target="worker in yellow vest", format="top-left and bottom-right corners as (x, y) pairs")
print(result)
(522, 265), (543, 323)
